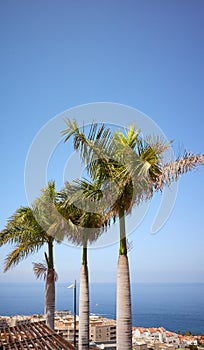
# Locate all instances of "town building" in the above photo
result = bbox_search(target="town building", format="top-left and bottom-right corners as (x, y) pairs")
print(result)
(55, 313), (79, 343)
(54, 314), (116, 345)
(0, 314), (44, 328)
(1, 312), (200, 349)
(90, 316), (116, 343)
(179, 335), (198, 347)
(133, 341), (148, 350)
(133, 327), (167, 343)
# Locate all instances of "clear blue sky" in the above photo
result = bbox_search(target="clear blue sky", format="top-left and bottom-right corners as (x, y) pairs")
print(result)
(0, 0), (204, 284)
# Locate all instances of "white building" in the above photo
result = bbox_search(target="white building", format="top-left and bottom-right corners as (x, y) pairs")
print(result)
(133, 327), (166, 343)
(179, 336), (198, 347)
(165, 331), (179, 346)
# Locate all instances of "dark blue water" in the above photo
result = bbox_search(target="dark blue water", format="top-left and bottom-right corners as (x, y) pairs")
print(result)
(0, 283), (203, 334)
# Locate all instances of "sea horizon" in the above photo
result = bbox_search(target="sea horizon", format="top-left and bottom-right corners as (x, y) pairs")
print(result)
(0, 282), (204, 335)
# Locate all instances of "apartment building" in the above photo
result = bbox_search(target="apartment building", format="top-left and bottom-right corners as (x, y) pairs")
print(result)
(89, 316), (116, 343)
(54, 314), (116, 344)
(55, 314), (79, 343)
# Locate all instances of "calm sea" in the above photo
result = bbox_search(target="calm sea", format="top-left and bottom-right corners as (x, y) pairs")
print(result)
(0, 282), (203, 334)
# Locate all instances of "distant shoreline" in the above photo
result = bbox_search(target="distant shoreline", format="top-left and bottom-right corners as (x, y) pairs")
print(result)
(1, 282), (203, 335)
(1, 281), (204, 285)
(1, 313), (204, 339)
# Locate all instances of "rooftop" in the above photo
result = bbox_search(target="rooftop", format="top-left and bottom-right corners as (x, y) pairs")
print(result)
(0, 321), (75, 349)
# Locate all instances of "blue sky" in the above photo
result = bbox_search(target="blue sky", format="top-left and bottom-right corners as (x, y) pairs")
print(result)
(0, 0), (204, 284)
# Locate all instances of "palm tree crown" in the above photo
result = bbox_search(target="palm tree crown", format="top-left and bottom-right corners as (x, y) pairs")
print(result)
(62, 119), (203, 350)
(0, 181), (62, 330)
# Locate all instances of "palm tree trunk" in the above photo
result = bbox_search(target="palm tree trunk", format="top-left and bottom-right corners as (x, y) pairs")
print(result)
(45, 238), (55, 330)
(117, 255), (132, 349)
(45, 267), (55, 330)
(79, 245), (89, 350)
(116, 210), (132, 350)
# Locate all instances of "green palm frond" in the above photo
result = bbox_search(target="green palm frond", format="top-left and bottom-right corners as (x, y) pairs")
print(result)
(4, 238), (44, 272)
(32, 181), (67, 242)
(65, 178), (104, 214)
(0, 206), (47, 247)
(0, 227), (21, 246)
(60, 179), (115, 221)
(1, 181), (64, 272)
(114, 125), (140, 149)
(63, 121), (204, 226)
(57, 179), (113, 247)
(62, 119), (113, 172)
(62, 119), (84, 147)
(63, 121), (154, 216)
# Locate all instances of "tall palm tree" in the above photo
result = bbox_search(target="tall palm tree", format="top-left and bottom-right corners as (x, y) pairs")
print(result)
(0, 181), (63, 330)
(112, 128), (167, 350)
(58, 181), (110, 350)
(0, 205), (57, 329)
(62, 120), (204, 350)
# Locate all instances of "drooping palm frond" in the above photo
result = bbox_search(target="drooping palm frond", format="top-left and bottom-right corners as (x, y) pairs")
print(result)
(63, 178), (115, 219)
(4, 238), (45, 272)
(0, 182), (66, 273)
(57, 190), (105, 246)
(156, 152), (204, 189)
(32, 181), (69, 243)
(33, 262), (58, 281)
(57, 186), (87, 246)
(73, 178), (103, 201)
(0, 206), (46, 247)
(33, 262), (47, 280)
(1, 207), (48, 273)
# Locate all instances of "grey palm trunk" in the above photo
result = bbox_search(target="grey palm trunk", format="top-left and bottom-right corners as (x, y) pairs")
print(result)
(45, 267), (55, 330)
(116, 255), (132, 350)
(44, 238), (55, 330)
(116, 210), (132, 350)
(79, 246), (90, 350)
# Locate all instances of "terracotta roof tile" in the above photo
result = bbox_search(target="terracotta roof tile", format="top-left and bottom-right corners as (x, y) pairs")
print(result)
(0, 321), (75, 349)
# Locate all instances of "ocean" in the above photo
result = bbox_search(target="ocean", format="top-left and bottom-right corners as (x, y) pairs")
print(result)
(0, 282), (203, 335)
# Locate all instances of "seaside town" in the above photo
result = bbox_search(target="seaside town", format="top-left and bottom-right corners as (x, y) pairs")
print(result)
(1, 1), (204, 350)
(0, 311), (204, 350)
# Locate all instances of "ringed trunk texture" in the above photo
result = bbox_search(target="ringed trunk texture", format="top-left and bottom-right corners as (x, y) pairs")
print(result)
(79, 264), (89, 350)
(116, 254), (132, 350)
(45, 268), (55, 330)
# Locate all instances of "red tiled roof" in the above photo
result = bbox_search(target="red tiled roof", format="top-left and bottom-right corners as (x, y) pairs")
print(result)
(0, 321), (75, 349)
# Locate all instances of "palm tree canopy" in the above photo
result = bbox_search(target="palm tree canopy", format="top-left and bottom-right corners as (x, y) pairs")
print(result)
(62, 119), (204, 215)
(0, 181), (63, 272)
(63, 119), (203, 350)
(62, 121), (160, 214)
(57, 180), (111, 247)
(0, 206), (48, 271)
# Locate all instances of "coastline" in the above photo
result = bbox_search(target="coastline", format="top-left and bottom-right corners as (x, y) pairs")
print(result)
(1, 312), (204, 347)
(0, 282), (204, 335)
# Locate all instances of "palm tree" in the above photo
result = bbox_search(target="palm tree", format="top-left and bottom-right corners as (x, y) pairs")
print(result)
(0, 205), (57, 329)
(0, 181), (62, 330)
(62, 120), (204, 350)
(58, 181), (110, 350)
